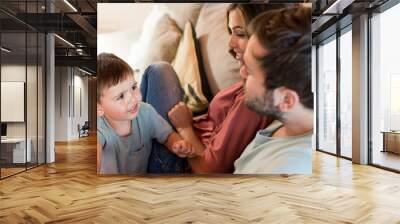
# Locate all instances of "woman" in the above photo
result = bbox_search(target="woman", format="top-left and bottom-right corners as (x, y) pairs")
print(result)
(141, 4), (282, 173)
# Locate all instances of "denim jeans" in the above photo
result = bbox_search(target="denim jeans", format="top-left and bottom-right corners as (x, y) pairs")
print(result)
(140, 62), (188, 173)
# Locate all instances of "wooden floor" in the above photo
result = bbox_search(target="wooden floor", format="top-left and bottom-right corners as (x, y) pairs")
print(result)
(1, 135), (400, 223)
(372, 150), (400, 171)
(0, 167), (26, 178)
(1, 162), (46, 178)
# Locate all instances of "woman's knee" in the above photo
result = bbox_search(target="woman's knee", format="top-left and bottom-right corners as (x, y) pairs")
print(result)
(145, 61), (176, 81)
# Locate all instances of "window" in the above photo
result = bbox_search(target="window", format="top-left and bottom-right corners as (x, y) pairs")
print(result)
(317, 35), (337, 154)
(0, 2), (46, 179)
(370, 2), (400, 171)
(339, 27), (352, 158)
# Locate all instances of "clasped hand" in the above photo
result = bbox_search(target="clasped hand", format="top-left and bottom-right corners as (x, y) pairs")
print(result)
(168, 102), (193, 130)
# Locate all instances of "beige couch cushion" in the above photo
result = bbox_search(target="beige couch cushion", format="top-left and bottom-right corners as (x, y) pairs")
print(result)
(172, 22), (209, 113)
(141, 14), (182, 70)
(161, 3), (203, 31)
(195, 3), (241, 95)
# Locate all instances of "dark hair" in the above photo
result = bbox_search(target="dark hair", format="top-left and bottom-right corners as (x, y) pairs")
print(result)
(248, 6), (313, 109)
(226, 3), (293, 58)
(97, 53), (134, 102)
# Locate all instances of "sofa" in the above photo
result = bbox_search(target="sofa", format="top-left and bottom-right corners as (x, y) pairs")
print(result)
(133, 3), (241, 104)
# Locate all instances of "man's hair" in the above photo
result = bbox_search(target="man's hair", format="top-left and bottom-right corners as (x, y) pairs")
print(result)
(248, 6), (313, 109)
(97, 53), (134, 102)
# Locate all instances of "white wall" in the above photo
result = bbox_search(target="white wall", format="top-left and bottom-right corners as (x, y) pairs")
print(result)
(72, 73), (89, 138)
(1, 65), (37, 138)
(1, 64), (46, 164)
(97, 4), (165, 84)
(1, 65), (26, 140)
(55, 66), (68, 141)
(98, 3), (154, 35)
(312, 45), (316, 150)
(54, 67), (89, 141)
(97, 3), (155, 64)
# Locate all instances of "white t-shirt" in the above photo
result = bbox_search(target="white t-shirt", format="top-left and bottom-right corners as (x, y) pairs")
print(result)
(234, 120), (312, 174)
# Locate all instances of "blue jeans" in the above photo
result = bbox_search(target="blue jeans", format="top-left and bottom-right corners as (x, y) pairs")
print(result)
(140, 62), (188, 173)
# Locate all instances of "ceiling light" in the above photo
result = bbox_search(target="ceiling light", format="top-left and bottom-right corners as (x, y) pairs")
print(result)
(63, 0), (78, 12)
(323, 0), (355, 15)
(54, 34), (75, 48)
(78, 67), (93, 76)
(1, 47), (11, 53)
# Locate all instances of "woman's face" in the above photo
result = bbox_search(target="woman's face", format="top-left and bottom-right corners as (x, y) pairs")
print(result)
(228, 8), (248, 63)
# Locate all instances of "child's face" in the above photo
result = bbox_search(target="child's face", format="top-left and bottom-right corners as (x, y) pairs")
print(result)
(97, 75), (142, 122)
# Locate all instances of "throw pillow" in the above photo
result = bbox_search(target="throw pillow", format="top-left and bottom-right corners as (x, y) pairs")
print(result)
(195, 3), (241, 95)
(141, 14), (182, 70)
(172, 21), (209, 113)
(160, 3), (203, 31)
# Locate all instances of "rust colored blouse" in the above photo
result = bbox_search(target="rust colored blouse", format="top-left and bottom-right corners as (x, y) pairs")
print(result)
(192, 81), (272, 173)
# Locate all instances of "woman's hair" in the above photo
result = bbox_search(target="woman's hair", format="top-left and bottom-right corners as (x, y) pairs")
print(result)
(226, 3), (291, 58)
(226, 3), (292, 34)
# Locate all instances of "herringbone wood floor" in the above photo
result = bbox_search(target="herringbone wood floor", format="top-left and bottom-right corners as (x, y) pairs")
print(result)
(1, 135), (400, 223)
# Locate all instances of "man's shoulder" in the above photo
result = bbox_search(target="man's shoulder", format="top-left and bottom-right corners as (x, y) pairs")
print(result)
(248, 126), (312, 155)
(259, 133), (312, 156)
(236, 134), (312, 174)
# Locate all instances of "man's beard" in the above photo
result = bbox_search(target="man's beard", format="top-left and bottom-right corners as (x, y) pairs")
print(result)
(245, 90), (284, 121)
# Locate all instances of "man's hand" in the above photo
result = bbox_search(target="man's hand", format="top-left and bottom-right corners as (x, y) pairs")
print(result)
(172, 140), (197, 158)
(168, 102), (193, 130)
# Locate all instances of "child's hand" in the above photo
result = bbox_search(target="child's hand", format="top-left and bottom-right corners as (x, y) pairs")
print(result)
(172, 140), (196, 158)
(168, 102), (193, 130)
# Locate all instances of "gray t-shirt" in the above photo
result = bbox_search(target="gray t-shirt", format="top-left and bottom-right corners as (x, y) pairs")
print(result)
(98, 102), (173, 174)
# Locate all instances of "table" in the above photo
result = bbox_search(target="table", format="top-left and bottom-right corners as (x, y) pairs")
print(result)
(1, 138), (32, 164)
(381, 131), (400, 154)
